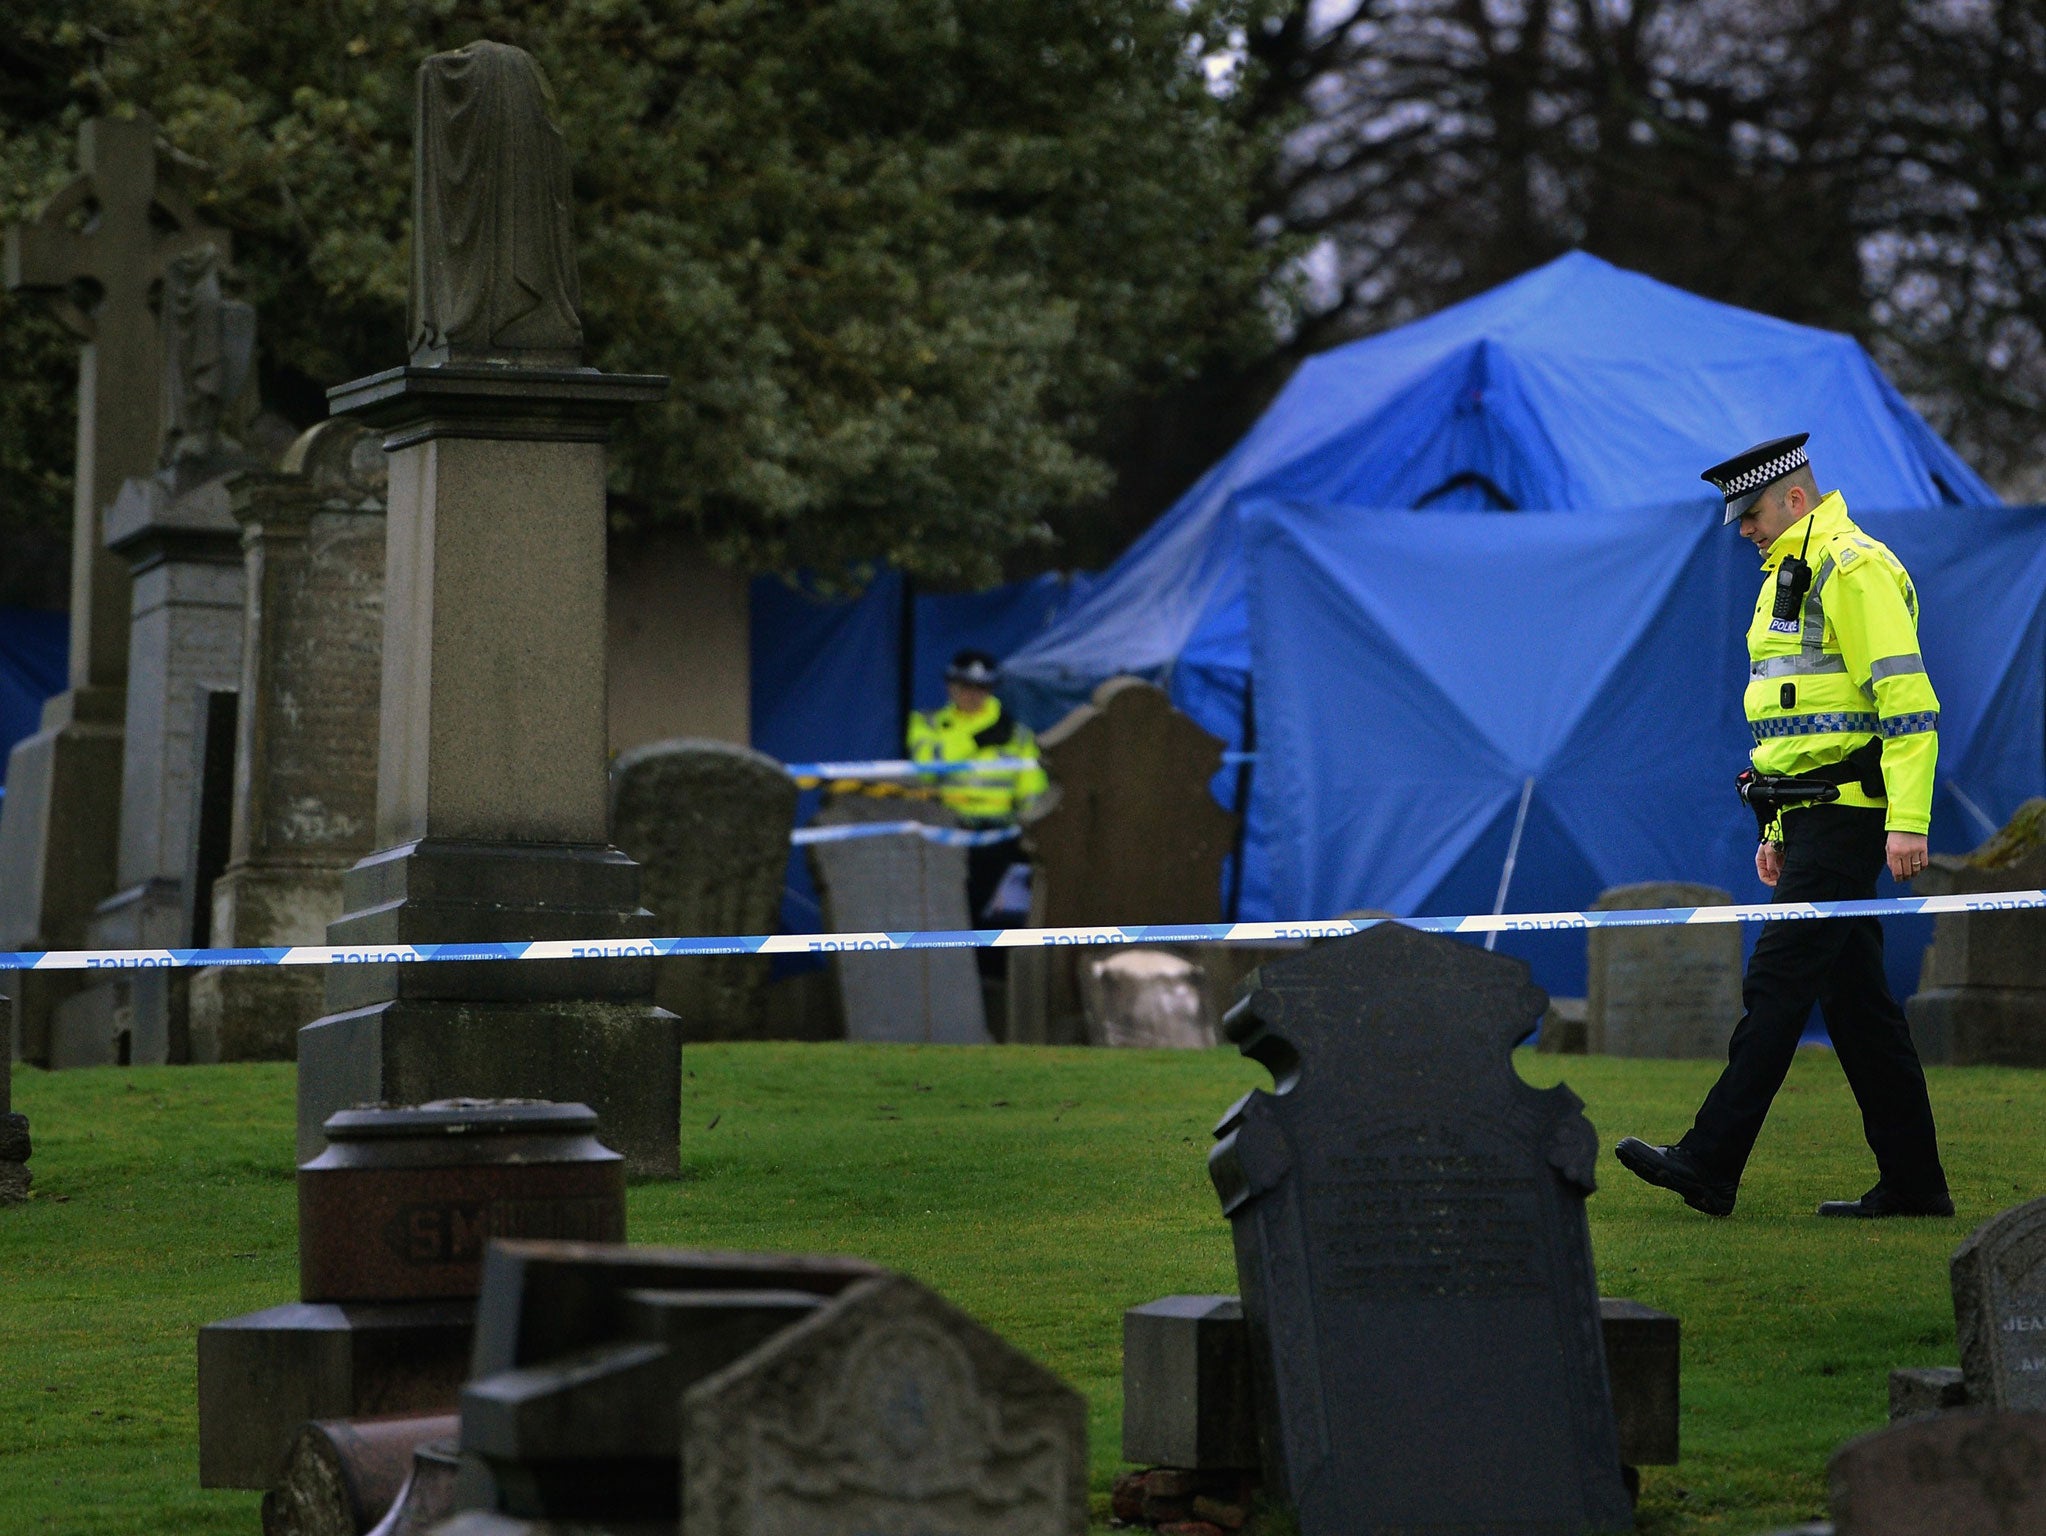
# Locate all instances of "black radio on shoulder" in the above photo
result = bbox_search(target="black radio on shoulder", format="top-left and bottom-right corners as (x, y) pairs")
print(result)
(1772, 555), (1812, 625)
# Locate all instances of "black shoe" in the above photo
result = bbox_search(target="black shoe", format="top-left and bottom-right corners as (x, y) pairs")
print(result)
(1817, 1184), (1954, 1219)
(1614, 1138), (1737, 1217)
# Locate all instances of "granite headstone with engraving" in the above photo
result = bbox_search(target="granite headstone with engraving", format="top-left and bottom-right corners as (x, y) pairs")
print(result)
(1586, 882), (1741, 1059)
(1208, 922), (1634, 1534)
(1012, 676), (1237, 1044)
(1909, 799), (2046, 1066)
(189, 419), (386, 1062)
(682, 1270), (1089, 1536)
(809, 798), (988, 1045)
(1952, 1195), (2046, 1412)
(1828, 1409), (2046, 1535)
(610, 739), (796, 1041)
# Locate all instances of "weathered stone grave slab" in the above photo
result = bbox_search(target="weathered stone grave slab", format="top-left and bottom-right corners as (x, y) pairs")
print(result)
(1012, 676), (1237, 1045)
(1829, 1409), (2046, 1535)
(1586, 882), (1741, 1059)
(1910, 799), (2046, 1065)
(1953, 1194), (2046, 1411)
(1081, 949), (1215, 1049)
(0, 112), (228, 1064)
(808, 797), (988, 1044)
(682, 1270), (1090, 1535)
(610, 739), (795, 1040)
(1208, 923), (1634, 1533)
(190, 419), (387, 1062)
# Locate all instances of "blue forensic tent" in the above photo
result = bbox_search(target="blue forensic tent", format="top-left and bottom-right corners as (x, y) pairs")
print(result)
(998, 250), (2002, 935)
(1243, 499), (2046, 1000)
(0, 606), (66, 790)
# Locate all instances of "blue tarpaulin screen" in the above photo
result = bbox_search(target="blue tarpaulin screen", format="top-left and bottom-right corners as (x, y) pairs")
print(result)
(0, 606), (66, 790)
(1243, 499), (2046, 1003)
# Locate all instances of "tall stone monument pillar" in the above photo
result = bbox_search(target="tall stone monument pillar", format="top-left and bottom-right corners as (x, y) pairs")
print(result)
(52, 244), (260, 1067)
(299, 41), (679, 1176)
(0, 113), (227, 1062)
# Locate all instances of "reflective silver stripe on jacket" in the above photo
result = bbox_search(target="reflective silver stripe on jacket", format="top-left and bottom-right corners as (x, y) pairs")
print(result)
(1800, 555), (1836, 654)
(1751, 654), (1848, 679)
(1868, 652), (1926, 682)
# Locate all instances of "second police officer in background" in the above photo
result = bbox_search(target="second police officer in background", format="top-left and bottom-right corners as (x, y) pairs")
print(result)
(1617, 434), (1953, 1220)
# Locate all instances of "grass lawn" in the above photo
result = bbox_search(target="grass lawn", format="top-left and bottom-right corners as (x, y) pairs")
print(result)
(2, 1041), (2040, 1535)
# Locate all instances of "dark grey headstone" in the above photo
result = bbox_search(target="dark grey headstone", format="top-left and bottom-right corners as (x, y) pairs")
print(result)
(1586, 882), (1740, 1059)
(1953, 1196), (2046, 1411)
(808, 798), (987, 1044)
(1208, 923), (1634, 1534)
(609, 739), (795, 1041)
(681, 1270), (1090, 1535)
(1829, 1409), (2046, 1535)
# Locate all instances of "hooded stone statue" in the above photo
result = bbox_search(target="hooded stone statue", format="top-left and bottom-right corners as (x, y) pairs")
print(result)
(409, 40), (584, 366)
(158, 240), (256, 479)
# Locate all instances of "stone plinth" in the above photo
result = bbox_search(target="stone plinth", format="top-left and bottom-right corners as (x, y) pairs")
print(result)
(300, 362), (678, 1178)
(1586, 882), (1741, 1059)
(191, 420), (388, 1062)
(1909, 800), (2046, 1066)
(609, 739), (795, 1040)
(53, 473), (246, 1068)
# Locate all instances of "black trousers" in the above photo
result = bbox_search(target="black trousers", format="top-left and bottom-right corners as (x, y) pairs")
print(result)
(1678, 805), (1947, 1200)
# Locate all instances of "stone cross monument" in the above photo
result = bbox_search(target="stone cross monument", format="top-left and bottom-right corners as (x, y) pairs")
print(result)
(0, 112), (228, 1061)
(302, 41), (679, 1175)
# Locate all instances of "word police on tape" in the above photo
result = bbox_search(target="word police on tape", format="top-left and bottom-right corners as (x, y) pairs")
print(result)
(7, 890), (2041, 972)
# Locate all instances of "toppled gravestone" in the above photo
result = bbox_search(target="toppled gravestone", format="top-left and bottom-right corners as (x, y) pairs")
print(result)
(609, 739), (796, 1041)
(1909, 798), (2046, 1065)
(197, 1101), (625, 1491)
(1586, 882), (1741, 1059)
(1208, 923), (1635, 1534)
(419, 1240), (1087, 1535)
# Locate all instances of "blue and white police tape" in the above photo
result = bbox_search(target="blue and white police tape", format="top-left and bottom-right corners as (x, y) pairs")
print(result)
(790, 820), (1020, 848)
(783, 753), (1257, 782)
(6, 889), (2041, 971)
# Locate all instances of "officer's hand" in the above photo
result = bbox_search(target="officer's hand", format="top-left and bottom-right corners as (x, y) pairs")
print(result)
(1756, 841), (1783, 888)
(1887, 832), (1931, 883)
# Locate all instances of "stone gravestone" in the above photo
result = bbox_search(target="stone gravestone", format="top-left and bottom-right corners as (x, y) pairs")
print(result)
(1011, 677), (1237, 1045)
(1952, 1195), (2046, 1412)
(1828, 1409), (2046, 1536)
(0, 112), (228, 1063)
(298, 41), (679, 1176)
(1081, 949), (1216, 1049)
(0, 996), (28, 1203)
(609, 739), (795, 1040)
(1585, 882), (1742, 1059)
(681, 1270), (1090, 1536)
(52, 242), (261, 1068)
(1909, 799), (2046, 1066)
(1208, 923), (1634, 1534)
(808, 797), (989, 1044)
(189, 419), (387, 1062)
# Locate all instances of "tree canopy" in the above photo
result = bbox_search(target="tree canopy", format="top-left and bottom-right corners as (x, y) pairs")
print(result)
(0, 0), (1295, 599)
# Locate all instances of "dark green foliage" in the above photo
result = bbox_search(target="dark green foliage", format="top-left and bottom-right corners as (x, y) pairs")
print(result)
(0, 0), (1292, 586)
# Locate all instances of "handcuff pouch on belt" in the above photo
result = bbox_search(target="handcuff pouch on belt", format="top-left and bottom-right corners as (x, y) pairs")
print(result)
(1736, 738), (1885, 842)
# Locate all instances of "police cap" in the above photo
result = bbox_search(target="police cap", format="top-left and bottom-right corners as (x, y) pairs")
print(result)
(1702, 433), (1811, 525)
(946, 649), (999, 687)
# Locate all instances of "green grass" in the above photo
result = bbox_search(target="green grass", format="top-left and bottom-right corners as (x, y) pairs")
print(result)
(2, 1043), (2040, 1535)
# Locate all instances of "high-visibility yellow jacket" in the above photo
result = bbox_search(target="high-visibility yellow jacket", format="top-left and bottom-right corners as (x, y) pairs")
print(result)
(1746, 492), (1938, 835)
(905, 697), (1048, 821)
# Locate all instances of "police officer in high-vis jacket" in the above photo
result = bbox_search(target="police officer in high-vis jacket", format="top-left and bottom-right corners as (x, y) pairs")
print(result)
(1617, 435), (1953, 1220)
